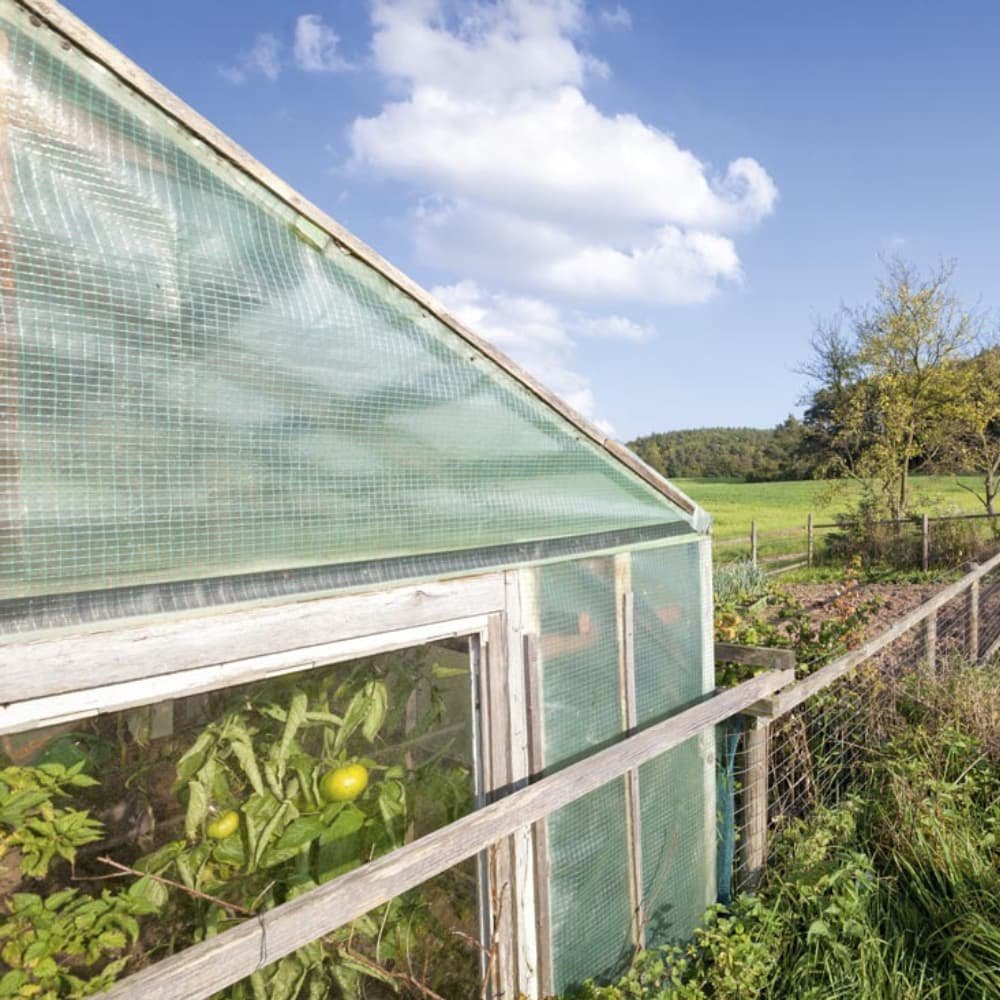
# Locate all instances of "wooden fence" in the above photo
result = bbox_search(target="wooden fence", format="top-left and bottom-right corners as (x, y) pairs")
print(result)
(715, 509), (1000, 575)
(721, 548), (1000, 889)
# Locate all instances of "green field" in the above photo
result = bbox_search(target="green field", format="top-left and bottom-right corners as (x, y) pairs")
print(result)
(673, 475), (987, 542)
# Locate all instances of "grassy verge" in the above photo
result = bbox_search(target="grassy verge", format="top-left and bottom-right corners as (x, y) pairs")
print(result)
(674, 475), (988, 542)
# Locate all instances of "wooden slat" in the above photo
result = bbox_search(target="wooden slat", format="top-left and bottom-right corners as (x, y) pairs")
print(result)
(739, 718), (769, 889)
(95, 667), (795, 1000)
(1, 574), (506, 704)
(615, 554), (645, 951)
(482, 612), (516, 996)
(968, 578), (980, 662)
(502, 570), (539, 999)
(0, 614), (492, 736)
(771, 550), (1000, 717)
(924, 611), (937, 675)
(522, 630), (553, 998)
(10, 0), (703, 525)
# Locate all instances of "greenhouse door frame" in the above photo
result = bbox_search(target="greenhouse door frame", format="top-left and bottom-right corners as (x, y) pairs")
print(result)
(0, 569), (541, 998)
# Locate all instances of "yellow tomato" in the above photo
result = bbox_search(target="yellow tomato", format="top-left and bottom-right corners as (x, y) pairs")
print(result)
(206, 810), (240, 840)
(320, 763), (369, 803)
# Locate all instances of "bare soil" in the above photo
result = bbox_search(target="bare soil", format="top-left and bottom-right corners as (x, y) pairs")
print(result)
(778, 581), (944, 638)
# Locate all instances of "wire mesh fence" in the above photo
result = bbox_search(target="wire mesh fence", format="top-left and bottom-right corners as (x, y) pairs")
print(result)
(723, 554), (1000, 895)
(716, 511), (1000, 575)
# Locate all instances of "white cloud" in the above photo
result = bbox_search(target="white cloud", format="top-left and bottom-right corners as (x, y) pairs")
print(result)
(220, 33), (282, 84)
(573, 314), (652, 341)
(598, 4), (632, 30)
(294, 14), (353, 72)
(350, 0), (776, 309)
(345, 0), (777, 428)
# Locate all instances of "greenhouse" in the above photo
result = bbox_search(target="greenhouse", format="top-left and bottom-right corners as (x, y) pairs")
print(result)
(0, 2), (793, 997)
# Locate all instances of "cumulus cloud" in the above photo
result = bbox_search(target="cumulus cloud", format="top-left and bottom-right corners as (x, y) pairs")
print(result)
(573, 314), (653, 341)
(220, 33), (283, 84)
(294, 14), (353, 72)
(346, 0), (777, 426)
(351, 0), (777, 307)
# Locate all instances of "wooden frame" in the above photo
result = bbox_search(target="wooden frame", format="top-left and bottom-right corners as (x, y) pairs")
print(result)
(94, 667), (793, 1000)
(1, 574), (506, 711)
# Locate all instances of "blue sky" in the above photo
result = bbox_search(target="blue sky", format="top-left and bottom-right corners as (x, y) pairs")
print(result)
(65, 0), (1000, 441)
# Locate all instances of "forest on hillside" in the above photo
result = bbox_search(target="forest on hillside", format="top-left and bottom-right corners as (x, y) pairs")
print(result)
(627, 421), (816, 482)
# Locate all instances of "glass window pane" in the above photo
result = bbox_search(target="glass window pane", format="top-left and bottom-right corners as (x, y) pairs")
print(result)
(0, 638), (477, 994)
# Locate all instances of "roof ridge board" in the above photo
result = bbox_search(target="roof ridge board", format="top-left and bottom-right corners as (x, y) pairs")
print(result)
(12, 0), (706, 526)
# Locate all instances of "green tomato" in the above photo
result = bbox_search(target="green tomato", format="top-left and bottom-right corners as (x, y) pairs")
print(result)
(206, 810), (240, 840)
(319, 764), (369, 803)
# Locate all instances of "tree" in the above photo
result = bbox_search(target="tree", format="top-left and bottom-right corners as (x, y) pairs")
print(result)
(803, 259), (977, 518)
(945, 345), (1000, 514)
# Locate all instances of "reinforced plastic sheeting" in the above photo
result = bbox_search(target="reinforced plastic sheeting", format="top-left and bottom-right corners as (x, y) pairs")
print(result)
(536, 541), (714, 994)
(0, 6), (691, 616)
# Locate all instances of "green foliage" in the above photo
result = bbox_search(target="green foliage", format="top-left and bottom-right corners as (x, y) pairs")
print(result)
(714, 579), (876, 686)
(136, 649), (475, 996)
(0, 762), (103, 879)
(0, 886), (160, 999)
(712, 561), (770, 606)
(0, 762), (164, 996)
(803, 258), (979, 519)
(565, 662), (1000, 1000)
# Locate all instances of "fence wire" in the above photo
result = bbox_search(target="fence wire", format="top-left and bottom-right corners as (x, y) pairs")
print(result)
(723, 561), (1000, 895)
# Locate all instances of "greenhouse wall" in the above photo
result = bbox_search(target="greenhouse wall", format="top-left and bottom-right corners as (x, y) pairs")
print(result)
(0, 3), (724, 998)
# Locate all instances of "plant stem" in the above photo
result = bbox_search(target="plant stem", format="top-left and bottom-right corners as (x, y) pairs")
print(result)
(97, 855), (256, 917)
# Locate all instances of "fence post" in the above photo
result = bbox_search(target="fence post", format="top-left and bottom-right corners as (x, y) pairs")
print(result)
(750, 521), (758, 567)
(740, 717), (769, 889)
(924, 609), (937, 675)
(922, 514), (930, 571)
(807, 513), (814, 568)
(968, 570), (980, 663)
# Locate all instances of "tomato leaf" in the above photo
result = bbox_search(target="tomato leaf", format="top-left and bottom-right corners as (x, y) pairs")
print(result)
(184, 779), (209, 841)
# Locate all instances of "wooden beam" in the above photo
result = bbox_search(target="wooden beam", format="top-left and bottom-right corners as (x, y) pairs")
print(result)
(94, 667), (795, 1000)
(503, 573), (539, 999)
(968, 578), (980, 662)
(924, 610), (937, 676)
(522, 629), (553, 998)
(739, 717), (769, 889)
(0, 614), (493, 737)
(1, 573), (506, 704)
(614, 555), (645, 951)
(714, 644), (796, 674)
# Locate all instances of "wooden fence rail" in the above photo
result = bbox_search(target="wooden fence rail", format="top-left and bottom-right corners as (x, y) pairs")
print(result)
(728, 548), (1000, 889)
(725, 509), (1000, 573)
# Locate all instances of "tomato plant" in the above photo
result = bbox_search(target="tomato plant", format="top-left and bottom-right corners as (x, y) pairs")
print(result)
(134, 646), (478, 997)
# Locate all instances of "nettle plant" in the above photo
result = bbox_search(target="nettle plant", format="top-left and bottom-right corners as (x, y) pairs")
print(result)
(0, 763), (163, 999)
(137, 649), (477, 998)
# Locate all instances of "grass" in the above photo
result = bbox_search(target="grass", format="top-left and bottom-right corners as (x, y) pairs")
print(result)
(673, 474), (988, 542)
